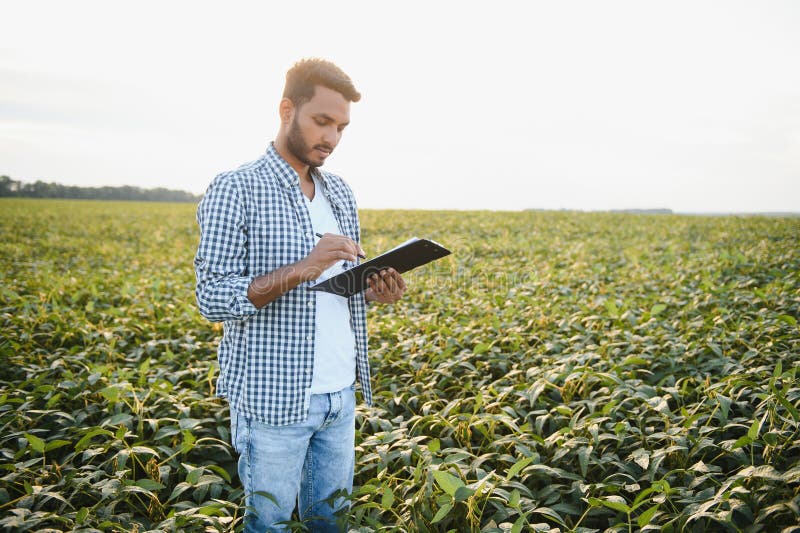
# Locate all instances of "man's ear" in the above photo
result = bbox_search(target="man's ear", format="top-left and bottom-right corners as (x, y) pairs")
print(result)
(279, 98), (295, 125)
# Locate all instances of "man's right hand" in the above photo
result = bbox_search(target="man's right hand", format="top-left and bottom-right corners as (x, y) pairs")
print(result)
(247, 233), (364, 309)
(298, 233), (365, 281)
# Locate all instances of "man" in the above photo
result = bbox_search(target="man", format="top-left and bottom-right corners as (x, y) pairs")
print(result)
(194, 58), (406, 532)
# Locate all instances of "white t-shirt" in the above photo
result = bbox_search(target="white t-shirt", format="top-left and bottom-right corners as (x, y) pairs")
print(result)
(304, 175), (357, 393)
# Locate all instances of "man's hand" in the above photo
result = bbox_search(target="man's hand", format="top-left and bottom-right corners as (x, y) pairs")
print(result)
(299, 233), (365, 281)
(247, 233), (364, 309)
(365, 268), (406, 304)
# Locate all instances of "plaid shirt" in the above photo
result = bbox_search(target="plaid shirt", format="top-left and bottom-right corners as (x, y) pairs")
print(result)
(194, 144), (371, 426)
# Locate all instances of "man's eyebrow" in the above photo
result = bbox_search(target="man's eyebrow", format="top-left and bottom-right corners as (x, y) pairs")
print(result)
(315, 113), (349, 127)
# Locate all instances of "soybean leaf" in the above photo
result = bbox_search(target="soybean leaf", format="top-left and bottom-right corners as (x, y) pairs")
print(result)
(24, 433), (45, 454)
(506, 457), (534, 480)
(433, 470), (464, 497)
(381, 486), (394, 509)
(454, 486), (475, 502)
(431, 502), (453, 524)
(135, 479), (164, 491)
(638, 504), (660, 527)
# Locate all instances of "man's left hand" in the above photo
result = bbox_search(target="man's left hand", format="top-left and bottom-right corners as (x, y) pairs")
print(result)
(365, 268), (406, 304)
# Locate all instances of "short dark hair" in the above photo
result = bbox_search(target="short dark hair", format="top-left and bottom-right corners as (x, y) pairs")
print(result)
(282, 58), (361, 106)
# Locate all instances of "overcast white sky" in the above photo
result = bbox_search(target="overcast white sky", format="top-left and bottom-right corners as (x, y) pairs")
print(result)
(2, 1), (798, 212)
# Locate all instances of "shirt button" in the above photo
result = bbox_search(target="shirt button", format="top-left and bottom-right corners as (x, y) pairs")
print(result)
(306, 335), (312, 341)
(307, 301), (313, 307)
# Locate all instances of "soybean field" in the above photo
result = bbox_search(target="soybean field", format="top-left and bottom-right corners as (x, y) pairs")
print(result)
(1, 198), (798, 532)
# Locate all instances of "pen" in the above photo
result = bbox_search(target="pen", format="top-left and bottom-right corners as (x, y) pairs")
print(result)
(315, 232), (366, 259)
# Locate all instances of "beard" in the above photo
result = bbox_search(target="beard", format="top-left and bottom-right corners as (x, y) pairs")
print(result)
(286, 115), (331, 169)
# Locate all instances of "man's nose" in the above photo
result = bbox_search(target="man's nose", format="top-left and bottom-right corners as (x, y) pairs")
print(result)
(322, 125), (339, 147)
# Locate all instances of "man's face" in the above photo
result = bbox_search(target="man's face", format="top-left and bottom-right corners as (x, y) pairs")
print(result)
(286, 85), (351, 169)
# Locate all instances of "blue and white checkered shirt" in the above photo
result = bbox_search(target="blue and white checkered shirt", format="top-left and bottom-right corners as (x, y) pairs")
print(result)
(194, 144), (371, 426)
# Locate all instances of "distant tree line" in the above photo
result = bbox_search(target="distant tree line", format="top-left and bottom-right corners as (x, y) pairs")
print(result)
(0, 175), (201, 203)
(608, 208), (673, 214)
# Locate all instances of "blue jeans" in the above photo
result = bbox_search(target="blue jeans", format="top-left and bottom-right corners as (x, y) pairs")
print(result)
(230, 385), (356, 532)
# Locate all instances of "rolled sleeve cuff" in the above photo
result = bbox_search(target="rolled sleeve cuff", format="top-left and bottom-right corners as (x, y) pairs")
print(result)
(232, 276), (259, 318)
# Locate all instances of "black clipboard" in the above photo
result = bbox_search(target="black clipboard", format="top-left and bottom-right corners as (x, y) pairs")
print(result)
(309, 237), (451, 297)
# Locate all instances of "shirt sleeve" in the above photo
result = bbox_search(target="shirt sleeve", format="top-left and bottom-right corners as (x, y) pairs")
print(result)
(194, 175), (259, 322)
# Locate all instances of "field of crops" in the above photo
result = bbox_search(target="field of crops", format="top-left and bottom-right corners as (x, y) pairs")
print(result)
(1, 198), (798, 532)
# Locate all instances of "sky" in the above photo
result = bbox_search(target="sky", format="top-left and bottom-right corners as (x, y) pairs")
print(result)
(1, 1), (799, 212)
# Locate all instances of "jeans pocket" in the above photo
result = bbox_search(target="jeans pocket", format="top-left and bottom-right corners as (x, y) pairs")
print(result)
(230, 409), (248, 455)
(229, 410), (237, 447)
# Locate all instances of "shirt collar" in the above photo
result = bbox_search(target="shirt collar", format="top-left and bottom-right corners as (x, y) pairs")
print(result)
(265, 143), (302, 191)
(265, 143), (345, 209)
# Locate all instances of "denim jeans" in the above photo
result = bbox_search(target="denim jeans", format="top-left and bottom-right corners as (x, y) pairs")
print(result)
(230, 384), (356, 532)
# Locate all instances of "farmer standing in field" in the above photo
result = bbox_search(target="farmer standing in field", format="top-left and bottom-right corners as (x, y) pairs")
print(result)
(194, 58), (406, 532)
